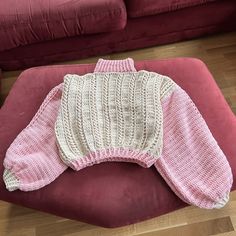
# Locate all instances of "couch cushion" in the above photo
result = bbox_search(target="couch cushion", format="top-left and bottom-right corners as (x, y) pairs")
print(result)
(0, 0), (127, 52)
(126, 0), (216, 18)
(0, 58), (236, 228)
(1, 0), (236, 71)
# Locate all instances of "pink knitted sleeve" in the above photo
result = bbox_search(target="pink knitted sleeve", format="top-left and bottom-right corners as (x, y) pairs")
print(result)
(3, 84), (67, 191)
(155, 85), (233, 209)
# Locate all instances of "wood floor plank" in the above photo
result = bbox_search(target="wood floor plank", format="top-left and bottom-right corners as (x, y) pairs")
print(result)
(229, 215), (236, 231)
(35, 220), (94, 236)
(134, 217), (234, 236)
(133, 196), (236, 235)
(2, 227), (36, 236)
(0, 204), (64, 235)
(210, 232), (236, 236)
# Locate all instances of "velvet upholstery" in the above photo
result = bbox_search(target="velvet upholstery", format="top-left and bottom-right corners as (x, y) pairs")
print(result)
(0, 58), (236, 227)
(0, 0), (236, 71)
(0, 70), (2, 106)
(125, 0), (216, 18)
(0, 0), (127, 52)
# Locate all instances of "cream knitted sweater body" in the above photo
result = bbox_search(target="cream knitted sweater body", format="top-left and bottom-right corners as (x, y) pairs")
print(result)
(55, 71), (175, 170)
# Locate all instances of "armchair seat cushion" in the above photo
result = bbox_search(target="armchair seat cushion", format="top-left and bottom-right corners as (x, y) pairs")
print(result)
(0, 58), (235, 228)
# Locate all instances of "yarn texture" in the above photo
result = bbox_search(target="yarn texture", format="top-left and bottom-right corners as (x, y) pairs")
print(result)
(55, 71), (175, 170)
(155, 85), (233, 209)
(3, 58), (136, 191)
(3, 84), (67, 191)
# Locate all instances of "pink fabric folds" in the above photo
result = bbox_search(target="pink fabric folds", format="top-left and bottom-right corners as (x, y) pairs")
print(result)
(155, 85), (233, 209)
(3, 84), (67, 191)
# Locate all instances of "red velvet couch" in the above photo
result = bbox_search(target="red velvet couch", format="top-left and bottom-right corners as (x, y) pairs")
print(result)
(0, 0), (236, 71)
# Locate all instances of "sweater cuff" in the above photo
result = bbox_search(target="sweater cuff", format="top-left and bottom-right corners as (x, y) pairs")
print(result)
(94, 58), (136, 72)
(214, 194), (230, 209)
(3, 169), (20, 191)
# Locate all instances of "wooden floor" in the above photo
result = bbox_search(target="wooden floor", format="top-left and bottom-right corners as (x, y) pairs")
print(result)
(1, 192), (236, 236)
(0, 32), (236, 236)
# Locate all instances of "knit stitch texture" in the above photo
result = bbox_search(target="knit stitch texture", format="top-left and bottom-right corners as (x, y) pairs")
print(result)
(3, 58), (136, 191)
(155, 85), (233, 209)
(3, 84), (67, 191)
(2, 58), (233, 210)
(55, 71), (175, 170)
(94, 58), (137, 72)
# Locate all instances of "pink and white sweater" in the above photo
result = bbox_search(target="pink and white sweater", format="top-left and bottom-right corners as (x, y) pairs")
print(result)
(3, 59), (233, 209)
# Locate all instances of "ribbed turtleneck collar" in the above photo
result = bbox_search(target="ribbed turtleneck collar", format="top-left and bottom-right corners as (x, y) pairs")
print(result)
(94, 58), (136, 72)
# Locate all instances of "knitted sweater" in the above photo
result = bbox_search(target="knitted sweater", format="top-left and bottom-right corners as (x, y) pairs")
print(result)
(55, 61), (232, 209)
(3, 59), (233, 209)
(55, 70), (175, 170)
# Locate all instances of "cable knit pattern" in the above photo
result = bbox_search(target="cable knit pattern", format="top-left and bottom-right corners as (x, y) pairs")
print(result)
(55, 71), (176, 170)
(155, 86), (233, 209)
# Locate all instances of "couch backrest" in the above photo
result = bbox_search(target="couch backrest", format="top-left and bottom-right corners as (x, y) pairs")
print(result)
(125, 0), (217, 18)
(0, 0), (127, 52)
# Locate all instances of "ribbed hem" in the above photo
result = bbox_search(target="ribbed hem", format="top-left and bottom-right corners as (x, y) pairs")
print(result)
(61, 148), (161, 171)
(3, 169), (20, 191)
(94, 58), (136, 72)
(214, 194), (230, 209)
